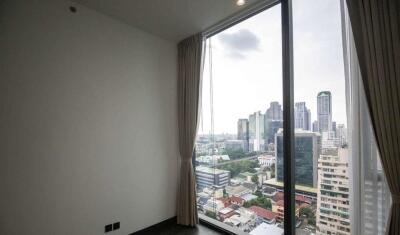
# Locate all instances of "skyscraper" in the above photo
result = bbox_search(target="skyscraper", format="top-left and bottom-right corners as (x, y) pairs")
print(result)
(249, 111), (265, 152)
(265, 102), (283, 144)
(332, 121), (337, 137)
(266, 101), (283, 120)
(336, 124), (347, 146)
(237, 118), (249, 152)
(276, 129), (321, 188)
(312, 121), (319, 132)
(237, 119), (249, 139)
(295, 102), (311, 131)
(317, 91), (332, 133)
(265, 120), (283, 144)
(317, 148), (350, 235)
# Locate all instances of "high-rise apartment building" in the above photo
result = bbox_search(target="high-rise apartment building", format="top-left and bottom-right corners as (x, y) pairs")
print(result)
(237, 119), (249, 140)
(336, 124), (347, 146)
(249, 111), (265, 151)
(276, 129), (321, 188)
(266, 101), (283, 120)
(317, 91), (332, 133)
(317, 148), (350, 235)
(265, 102), (283, 145)
(313, 121), (319, 132)
(295, 102), (311, 131)
(332, 121), (337, 137)
(237, 118), (249, 151)
(264, 120), (283, 144)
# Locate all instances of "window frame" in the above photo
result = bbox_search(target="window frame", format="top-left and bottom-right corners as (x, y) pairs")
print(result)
(200, 1), (295, 234)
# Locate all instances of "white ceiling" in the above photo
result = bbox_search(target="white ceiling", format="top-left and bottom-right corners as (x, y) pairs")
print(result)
(74, 0), (263, 42)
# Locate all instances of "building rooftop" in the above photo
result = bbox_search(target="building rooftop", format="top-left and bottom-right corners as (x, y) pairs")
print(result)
(240, 172), (256, 177)
(219, 207), (234, 215)
(262, 186), (277, 195)
(241, 193), (258, 202)
(242, 182), (257, 191)
(272, 192), (312, 204)
(275, 200), (284, 207)
(230, 195), (245, 204)
(250, 223), (284, 235)
(265, 178), (318, 194)
(196, 166), (230, 174)
(249, 206), (277, 220)
(225, 185), (251, 196)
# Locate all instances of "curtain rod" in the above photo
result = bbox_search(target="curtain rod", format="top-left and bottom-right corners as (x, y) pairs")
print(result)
(202, 0), (281, 39)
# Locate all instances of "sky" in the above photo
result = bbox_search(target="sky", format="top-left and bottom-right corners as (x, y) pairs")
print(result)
(199, 0), (346, 135)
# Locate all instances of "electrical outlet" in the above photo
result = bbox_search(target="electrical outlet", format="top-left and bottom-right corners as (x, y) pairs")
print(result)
(113, 222), (120, 230)
(105, 224), (113, 233)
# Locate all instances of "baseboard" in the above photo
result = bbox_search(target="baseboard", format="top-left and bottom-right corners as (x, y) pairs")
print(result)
(129, 216), (177, 235)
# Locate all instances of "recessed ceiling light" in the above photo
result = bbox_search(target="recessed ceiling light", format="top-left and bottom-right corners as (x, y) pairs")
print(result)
(236, 0), (246, 6)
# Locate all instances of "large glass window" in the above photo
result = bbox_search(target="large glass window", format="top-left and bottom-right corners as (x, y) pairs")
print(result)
(195, 4), (284, 234)
(292, 0), (350, 234)
(195, 1), (390, 235)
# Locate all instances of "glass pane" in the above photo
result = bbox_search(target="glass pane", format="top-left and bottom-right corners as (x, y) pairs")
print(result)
(195, 4), (285, 234)
(292, 0), (351, 234)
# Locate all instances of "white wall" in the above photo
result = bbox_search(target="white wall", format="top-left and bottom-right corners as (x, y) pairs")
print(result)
(0, 1), (178, 234)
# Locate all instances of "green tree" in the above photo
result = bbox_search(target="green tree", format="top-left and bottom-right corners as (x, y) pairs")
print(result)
(299, 207), (313, 217)
(205, 211), (217, 219)
(251, 174), (259, 184)
(223, 189), (227, 198)
(270, 163), (275, 172)
(308, 217), (316, 226)
(218, 160), (260, 178)
(243, 194), (272, 210)
(254, 190), (263, 197)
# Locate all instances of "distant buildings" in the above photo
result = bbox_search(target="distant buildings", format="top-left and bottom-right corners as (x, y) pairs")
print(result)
(266, 101), (283, 120)
(196, 155), (230, 165)
(317, 91), (332, 133)
(237, 119), (249, 151)
(196, 166), (230, 190)
(316, 148), (351, 235)
(249, 206), (277, 224)
(258, 154), (275, 167)
(321, 131), (341, 149)
(237, 119), (249, 140)
(295, 102), (311, 131)
(336, 124), (347, 146)
(276, 129), (321, 188)
(265, 102), (283, 144)
(313, 120), (319, 132)
(265, 120), (283, 144)
(250, 222), (283, 235)
(249, 111), (265, 152)
(225, 140), (248, 152)
(225, 184), (253, 197)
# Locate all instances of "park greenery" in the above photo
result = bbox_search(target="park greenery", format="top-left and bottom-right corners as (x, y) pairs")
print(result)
(251, 174), (259, 184)
(217, 160), (259, 178)
(205, 211), (217, 219)
(243, 191), (272, 210)
(300, 207), (316, 226)
(221, 149), (258, 160)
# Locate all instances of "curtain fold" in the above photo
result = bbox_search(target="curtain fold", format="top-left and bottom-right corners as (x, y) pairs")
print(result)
(177, 33), (203, 226)
(345, 0), (400, 234)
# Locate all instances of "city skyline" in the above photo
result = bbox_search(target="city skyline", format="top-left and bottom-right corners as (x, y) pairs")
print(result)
(199, 0), (346, 135)
(198, 94), (346, 136)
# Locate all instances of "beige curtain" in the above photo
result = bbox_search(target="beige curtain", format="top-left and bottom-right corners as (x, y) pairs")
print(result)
(176, 33), (203, 226)
(346, 0), (400, 234)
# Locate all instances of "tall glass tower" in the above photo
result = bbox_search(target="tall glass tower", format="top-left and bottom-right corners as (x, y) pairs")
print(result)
(317, 91), (332, 133)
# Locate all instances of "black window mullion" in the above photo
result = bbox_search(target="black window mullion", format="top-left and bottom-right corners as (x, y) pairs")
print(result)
(281, 0), (295, 235)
